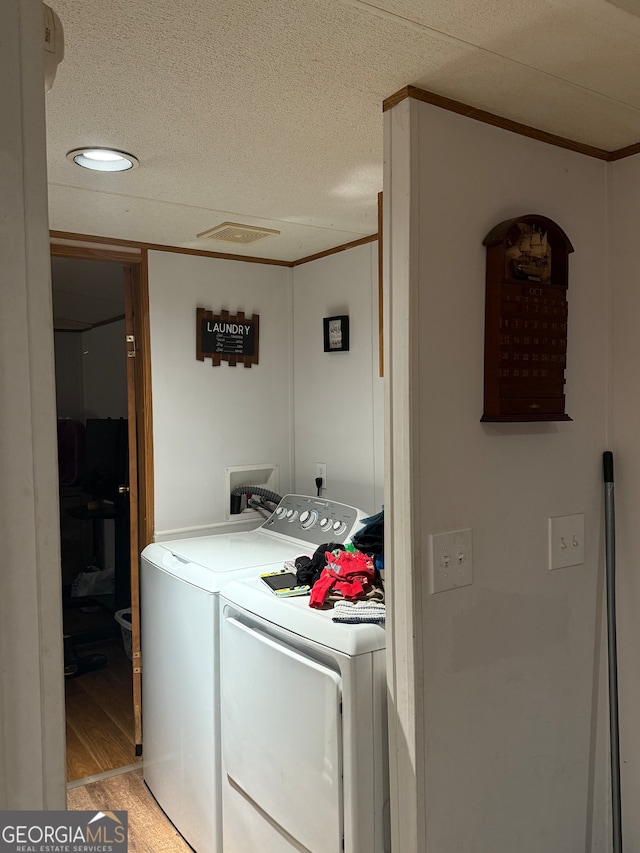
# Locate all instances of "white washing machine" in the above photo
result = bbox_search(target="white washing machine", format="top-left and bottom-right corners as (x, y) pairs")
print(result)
(219, 575), (389, 852)
(140, 495), (369, 853)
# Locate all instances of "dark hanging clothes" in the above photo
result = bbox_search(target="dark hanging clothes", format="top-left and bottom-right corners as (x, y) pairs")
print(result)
(351, 509), (384, 557)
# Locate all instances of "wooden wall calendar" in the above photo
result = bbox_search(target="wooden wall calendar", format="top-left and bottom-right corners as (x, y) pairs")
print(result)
(481, 214), (573, 422)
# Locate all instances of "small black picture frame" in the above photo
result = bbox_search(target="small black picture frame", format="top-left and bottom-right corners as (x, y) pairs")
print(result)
(323, 315), (350, 352)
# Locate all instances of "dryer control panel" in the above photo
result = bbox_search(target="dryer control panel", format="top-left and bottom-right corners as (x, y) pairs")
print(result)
(260, 494), (367, 547)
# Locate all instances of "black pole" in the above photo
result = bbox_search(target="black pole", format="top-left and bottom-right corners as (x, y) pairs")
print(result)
(603, 451), (623, 853)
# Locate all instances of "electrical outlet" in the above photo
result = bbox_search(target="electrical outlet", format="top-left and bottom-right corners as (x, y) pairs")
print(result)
(315, 462), (327, 491)
(548, 514), (584, 570)
(429, 529), (473, 594)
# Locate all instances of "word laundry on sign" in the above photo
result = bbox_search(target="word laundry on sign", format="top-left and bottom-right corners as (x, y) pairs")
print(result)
(206, 322), (252, 335)
(196, 307), (260, 368)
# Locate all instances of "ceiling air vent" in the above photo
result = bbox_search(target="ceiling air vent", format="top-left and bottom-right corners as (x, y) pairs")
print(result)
(196, 222), (280, 245)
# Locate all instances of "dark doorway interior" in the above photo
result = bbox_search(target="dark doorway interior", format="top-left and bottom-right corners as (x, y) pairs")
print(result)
(51, 256), (136, 780)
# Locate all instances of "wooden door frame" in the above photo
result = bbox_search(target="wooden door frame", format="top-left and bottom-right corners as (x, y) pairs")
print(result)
(51, 237), (154, 752)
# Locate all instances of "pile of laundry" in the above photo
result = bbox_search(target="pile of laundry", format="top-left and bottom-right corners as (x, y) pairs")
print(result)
(289, 509), (385, 625)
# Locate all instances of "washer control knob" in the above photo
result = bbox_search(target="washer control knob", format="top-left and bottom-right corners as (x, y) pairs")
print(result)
(300, 510), (318, 529)
(333, 520), (347, 535)
(275, 507), (287, 518)
(320, 517), (332, 531)
(287, 510), (298, 522)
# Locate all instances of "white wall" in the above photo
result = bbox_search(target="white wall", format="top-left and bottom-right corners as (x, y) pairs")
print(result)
(385, 98), (610, 852)
(81, 319), (128, 419)
(610, 153), (640, 850)
(147, 251), (294, 536)
(147, 245), (385, 535)
(292, 243), (384, 515)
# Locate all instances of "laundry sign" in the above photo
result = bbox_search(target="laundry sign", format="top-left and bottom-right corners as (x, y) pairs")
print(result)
(196, 307), (259, 367)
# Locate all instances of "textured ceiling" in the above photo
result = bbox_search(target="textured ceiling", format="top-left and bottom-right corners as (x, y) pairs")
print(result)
(45, 0), (640, 262)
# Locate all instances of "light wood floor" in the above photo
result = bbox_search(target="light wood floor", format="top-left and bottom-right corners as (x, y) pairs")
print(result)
(68, 769), (193, 852)
(66, 635), (137, 782)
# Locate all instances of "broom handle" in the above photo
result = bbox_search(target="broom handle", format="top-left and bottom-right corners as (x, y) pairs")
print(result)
(604, 451), (622, 853)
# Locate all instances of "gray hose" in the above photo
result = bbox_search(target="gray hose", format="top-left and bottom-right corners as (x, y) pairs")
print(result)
(230, 486), (282, 515)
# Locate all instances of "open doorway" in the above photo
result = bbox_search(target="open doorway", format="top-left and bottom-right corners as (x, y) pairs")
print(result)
(51, 248), (150, 783)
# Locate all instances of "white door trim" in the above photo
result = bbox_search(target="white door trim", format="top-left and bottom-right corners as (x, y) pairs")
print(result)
(0, 0), (66, 809)
(383, 99), (426, 853)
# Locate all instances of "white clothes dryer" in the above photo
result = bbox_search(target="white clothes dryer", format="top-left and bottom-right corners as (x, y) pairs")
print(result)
(140, 495), (369, 853)
(219, 575), (389, 853)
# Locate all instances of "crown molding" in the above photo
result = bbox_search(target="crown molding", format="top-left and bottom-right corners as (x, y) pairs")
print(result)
(50, 230), (379, 266)
(383, 85), (640, 162)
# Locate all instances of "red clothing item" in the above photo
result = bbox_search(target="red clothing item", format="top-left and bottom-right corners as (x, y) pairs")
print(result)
(309, 550), (375, 608)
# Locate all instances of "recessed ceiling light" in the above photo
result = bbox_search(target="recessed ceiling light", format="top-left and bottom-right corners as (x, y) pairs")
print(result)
(67, 147), (139, 172)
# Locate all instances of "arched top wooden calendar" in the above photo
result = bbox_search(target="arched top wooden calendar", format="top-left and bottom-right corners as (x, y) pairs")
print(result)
(481, 214), (574, 422)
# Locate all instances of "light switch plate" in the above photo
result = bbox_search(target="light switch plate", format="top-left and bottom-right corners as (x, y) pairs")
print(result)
(548, 514), (584, 570)
(429, 529), (473, 594)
